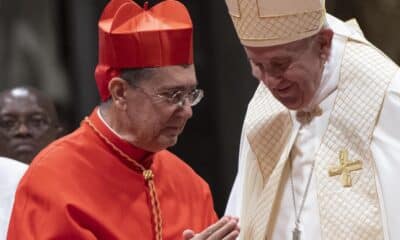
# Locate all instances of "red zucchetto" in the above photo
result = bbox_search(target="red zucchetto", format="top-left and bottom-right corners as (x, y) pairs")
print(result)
(95, 0), (193, 101)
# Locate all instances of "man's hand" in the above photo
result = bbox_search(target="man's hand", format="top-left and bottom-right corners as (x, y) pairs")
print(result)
(182, 216), (240, 240)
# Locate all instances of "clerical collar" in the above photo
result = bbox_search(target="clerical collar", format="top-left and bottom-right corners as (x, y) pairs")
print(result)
(97, 108), (125, 139)
(295, 106), (323, 125)
(290, 89), (337, 126)
(89, 108), (152, 167)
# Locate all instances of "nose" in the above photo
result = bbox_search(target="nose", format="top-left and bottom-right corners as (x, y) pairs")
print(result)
(15, 123), (32, 137)
(263, 64), (285, 78)
(177, 99), (193, 119)
(182, 102), (193, 119)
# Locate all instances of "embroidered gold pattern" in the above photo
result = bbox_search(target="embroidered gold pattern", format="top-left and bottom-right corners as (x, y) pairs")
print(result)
(328, 150), (362, 187)
(296, 106), (322, 125)
(228, 0), (324, 41)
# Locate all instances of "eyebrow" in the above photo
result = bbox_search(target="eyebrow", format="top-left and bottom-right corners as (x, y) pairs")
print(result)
(248, 55), (292, 64)
(0, 109), (46, 115)
(269, 56), (292, 62)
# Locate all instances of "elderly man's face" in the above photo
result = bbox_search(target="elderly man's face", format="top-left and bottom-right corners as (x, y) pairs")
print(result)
(0, 88), (61, 163)
(119, 65), (197, 152)
(245, 30), (333, 110)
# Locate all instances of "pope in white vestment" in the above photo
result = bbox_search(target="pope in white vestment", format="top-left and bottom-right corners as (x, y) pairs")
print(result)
(0, 157), (27, 239)
(224, 0), (400, 239)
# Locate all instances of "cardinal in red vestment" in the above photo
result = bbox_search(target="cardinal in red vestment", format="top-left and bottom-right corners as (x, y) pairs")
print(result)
(7, 0), (239, 239)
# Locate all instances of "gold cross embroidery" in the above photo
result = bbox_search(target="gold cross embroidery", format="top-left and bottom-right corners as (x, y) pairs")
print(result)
(328, 149), (363, 187)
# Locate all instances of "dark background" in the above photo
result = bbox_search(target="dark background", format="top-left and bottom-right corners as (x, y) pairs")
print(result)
(1, 0), (399, 216)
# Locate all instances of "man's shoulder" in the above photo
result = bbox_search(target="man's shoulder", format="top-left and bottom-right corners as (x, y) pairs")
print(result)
(327, 14), (367, 42)
(33, 125), (97, 161)
(26, 125), (104, 179)
(154, 149), (195, 172)
(154, 150), (211, 190)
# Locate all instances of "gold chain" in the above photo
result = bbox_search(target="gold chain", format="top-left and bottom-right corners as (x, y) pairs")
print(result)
(84, 117), (163, 240)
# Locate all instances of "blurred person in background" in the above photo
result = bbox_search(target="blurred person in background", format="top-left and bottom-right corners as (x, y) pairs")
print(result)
(0, 86), (63, 164)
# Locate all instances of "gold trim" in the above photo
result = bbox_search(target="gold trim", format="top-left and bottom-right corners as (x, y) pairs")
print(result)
(238, 30), (320, 41)
(84, 117), (163, 240)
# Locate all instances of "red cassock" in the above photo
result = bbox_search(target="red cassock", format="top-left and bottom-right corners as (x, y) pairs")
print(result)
(8, 109), (218, 239)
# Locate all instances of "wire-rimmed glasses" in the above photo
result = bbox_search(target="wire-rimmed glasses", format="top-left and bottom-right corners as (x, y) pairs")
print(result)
(132, 86), (204, 107)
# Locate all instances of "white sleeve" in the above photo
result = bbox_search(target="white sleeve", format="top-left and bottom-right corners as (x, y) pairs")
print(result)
(371, 69), (400, 240)
(0, 158), (28, 239)
(224, 123), (250, 217)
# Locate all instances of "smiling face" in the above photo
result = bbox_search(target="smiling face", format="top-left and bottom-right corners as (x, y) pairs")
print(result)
(106, 65), (198, 152)
(245, 29), (333, 110)
(0, 87), (62, 163)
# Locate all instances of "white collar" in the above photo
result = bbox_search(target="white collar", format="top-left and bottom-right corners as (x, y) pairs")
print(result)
(96, 108), (126, 140)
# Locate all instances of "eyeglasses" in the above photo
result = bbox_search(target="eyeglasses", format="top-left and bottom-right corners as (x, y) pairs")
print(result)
(132, 85), (204, 107)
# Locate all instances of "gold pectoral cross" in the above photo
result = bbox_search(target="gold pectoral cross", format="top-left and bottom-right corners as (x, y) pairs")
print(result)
(328, 150), (363, 187)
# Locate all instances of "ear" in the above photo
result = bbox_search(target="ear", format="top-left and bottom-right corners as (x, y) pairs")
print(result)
(244, 46), (265, 81)
(248, 60), (262, 80)
(316, 28), (334, 61)
(108, 77), (130, 110)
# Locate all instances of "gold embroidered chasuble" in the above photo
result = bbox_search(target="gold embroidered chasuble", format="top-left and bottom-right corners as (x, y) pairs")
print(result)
(239, 36), (399, 239)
